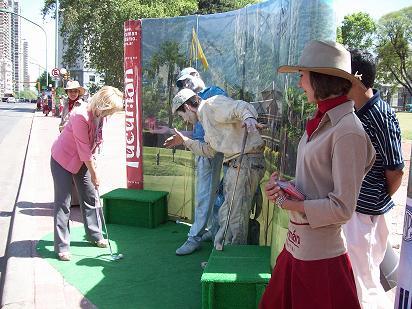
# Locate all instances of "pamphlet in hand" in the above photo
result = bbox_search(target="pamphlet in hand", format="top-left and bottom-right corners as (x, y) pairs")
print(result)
(277, 180), (305, 201)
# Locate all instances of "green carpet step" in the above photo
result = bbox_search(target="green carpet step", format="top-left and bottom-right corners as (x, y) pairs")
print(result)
(101, 188), (168, 228)
(201, 245), (271, 309)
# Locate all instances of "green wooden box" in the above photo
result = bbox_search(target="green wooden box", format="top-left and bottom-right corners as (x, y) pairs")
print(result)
(101, 188), (168, 228)
(201, 245), (271, 309)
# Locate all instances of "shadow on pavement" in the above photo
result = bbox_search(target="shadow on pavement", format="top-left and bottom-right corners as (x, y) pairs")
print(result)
(0, 107), (34, 113)
(5, 239), (37, 258)
(0, 211), (13, 218)
(16, 202), (83, 223)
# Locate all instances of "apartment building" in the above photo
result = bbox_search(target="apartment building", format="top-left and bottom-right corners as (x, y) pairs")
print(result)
(9, 0), (20, 93)
(0, 0), (13, 97)
(22, 39), (29, 89)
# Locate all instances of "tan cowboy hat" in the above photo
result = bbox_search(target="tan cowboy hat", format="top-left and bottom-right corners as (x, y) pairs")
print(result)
(64, 80), (86, 96)
(278, 40), (366, 90)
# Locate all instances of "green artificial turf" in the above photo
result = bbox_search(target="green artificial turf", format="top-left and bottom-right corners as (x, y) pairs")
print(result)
(201, 246), (271, 309)
(101, 188), (168, 202)
(101, 189), (168, 228)
(37, 222), (212, 309)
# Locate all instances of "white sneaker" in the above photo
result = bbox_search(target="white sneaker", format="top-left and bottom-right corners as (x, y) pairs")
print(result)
(176, 240), (200, 255)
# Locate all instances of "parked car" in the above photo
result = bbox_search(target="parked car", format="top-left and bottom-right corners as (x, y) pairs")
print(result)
(7, 97), (16, 103)
(406, 103), (412, 112)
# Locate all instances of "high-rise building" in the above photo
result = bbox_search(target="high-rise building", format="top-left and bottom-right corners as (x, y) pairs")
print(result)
(0, 0), (13, 97)
(9, 0), (20, 93)
(22, 39), (29, 89)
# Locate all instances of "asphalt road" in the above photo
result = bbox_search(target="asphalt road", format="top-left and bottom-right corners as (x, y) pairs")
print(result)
(0, 102), (35, 296)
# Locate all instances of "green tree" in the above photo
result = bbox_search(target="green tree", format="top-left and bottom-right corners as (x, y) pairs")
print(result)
(87, 82), (102, 95)
(338, 12), (376, 51)
(42, 1), (260, 89)
(197, 0), (260, 14)
(16, 89), (37, 100)
(42, 0), (198, 89)
(145, 41), (187, 127)
(36, 72), (53, 92)
(376, 6), (412, 99)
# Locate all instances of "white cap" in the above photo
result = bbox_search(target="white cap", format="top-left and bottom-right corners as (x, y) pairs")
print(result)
(172, 88), (197, 114)
(176, 67), (199, 87)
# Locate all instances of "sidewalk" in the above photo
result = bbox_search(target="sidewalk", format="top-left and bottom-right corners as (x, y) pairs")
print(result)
(1, 111), (125, 308)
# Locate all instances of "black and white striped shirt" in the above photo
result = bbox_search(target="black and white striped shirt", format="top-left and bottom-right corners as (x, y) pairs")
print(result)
(355, 90), (404, 215)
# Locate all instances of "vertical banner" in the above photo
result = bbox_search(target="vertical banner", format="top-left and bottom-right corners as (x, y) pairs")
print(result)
(395, 147), (412, 309)
(124, 20), (143, 189)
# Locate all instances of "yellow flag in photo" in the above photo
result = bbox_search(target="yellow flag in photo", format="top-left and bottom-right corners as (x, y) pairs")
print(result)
(191, 28), (209, 70)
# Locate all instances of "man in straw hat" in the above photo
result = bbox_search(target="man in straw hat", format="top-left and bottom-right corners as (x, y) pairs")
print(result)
(164, 88), (265, 250)
(261, 40), (375, 308)
(59, 80), (86, 132)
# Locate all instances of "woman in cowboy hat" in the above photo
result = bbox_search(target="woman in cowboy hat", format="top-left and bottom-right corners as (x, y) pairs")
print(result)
(59, 80), (86, 132)
(50, 86), (124, 261)
(260, 40), (376, 308)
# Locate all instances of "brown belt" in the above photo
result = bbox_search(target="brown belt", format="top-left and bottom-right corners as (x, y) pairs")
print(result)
(225, 152), (263, 167)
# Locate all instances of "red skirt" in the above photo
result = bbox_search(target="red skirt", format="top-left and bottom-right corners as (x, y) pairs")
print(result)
(259, 248), (360, 309)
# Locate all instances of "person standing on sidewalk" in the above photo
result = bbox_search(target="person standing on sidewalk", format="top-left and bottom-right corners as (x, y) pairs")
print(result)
(164, 88), (265, 249)
(59, 80), (85, 132)
(174, 67), (227, 255)
(343, 49), (404, 308)
(260, 40), (375, 308)
(42, 92), (50, 116)
(50, 86), (124, 261)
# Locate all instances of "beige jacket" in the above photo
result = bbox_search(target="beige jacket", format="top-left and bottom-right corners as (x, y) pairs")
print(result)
(285, 101), (375, 261)
(184, 95), (264, 161)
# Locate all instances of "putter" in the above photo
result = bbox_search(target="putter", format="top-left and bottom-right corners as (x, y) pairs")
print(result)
(215, 127), (248, 251)
(96, 189), (124, 261)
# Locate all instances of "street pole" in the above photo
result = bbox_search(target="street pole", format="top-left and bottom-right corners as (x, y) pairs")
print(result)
(55, 0), (59, 88)
(0, 9), (49, 88)
(29, 61), (45, 95)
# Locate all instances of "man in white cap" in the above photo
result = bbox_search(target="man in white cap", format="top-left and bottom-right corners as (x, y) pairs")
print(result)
(164, 89), (265, 249)
(173, 67), (227, 255)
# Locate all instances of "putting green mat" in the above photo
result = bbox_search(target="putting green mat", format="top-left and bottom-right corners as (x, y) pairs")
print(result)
(37, 222), (212, 309)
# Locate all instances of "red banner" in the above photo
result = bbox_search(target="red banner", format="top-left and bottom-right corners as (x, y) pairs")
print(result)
(124, 20), (143, 189)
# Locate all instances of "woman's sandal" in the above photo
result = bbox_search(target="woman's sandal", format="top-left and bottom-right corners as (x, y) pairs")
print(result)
(58, 252), (71, 261)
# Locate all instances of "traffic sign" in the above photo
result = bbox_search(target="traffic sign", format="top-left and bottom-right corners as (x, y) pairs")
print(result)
(51, 68), (60, 77)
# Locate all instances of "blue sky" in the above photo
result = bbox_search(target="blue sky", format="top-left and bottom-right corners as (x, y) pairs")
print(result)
(19, 0), (412, 85)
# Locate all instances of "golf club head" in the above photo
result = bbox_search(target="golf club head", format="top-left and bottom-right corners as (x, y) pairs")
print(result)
(110, 253), (124, 261)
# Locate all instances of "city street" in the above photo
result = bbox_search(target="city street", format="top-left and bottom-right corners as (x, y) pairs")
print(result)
(0, 102), (34, 291)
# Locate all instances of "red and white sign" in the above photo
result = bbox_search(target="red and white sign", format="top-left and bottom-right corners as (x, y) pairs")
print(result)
(51, 68), (60, 77)
(124, 20), (143, 190)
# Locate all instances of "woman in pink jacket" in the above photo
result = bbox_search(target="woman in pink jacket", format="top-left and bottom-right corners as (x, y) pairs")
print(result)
(50, 86), (123, 261)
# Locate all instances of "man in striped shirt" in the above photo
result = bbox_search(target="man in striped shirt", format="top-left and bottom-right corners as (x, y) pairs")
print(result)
(343, 49), (404, 308)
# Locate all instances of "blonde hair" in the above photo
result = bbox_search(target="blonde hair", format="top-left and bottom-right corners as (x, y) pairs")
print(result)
(88, 86), (124, 116)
